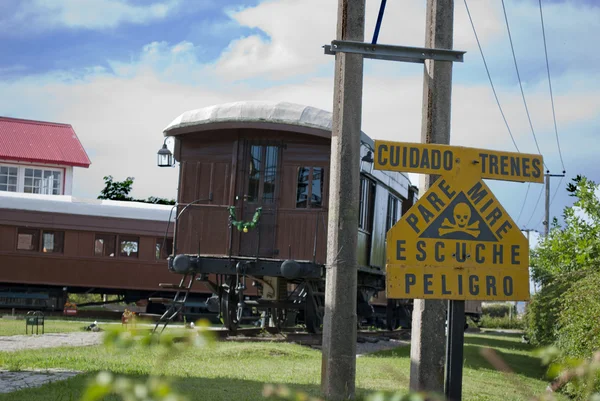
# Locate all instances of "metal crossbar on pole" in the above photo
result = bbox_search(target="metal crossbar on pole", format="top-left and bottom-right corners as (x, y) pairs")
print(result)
(324, 40), (465, 63)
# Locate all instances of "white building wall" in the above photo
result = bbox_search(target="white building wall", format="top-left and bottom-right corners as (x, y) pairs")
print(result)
(64, 166), (74, 195)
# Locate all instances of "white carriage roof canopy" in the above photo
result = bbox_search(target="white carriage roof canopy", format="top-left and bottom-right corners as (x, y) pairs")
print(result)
(0, 191), (175, 222)
(162, 100), (374, 145)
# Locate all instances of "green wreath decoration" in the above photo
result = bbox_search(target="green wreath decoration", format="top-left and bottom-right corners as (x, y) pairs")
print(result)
(228, 206), (262, 233)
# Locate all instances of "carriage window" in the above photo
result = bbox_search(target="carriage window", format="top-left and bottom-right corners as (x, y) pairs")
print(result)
(156, 238), (173, 260)
(247, 145), (262, 202)
(119, 236), (139, 258)
(296, 167), (310, 207)
(311, 168), (323, 208)
(359, 177), (375, 232)
(296, 167), (324, 208)
(42, 231), (64, 253)
(17, 228), (40, 251)
(263, 146), (278, 203)
(246, 145), (279, 203)
(386, 194), (402, 233)
(94, 234), (116, 257)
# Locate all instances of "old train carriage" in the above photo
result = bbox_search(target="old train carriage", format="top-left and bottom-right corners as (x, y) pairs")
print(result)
(0, 191), (198, 313)
(160, 101), (419, 332)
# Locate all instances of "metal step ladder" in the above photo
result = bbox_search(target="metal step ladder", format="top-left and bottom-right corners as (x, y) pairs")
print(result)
(140, 272), (197, 334)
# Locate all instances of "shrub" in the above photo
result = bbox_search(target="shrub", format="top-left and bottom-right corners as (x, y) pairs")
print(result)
(525, 271), (584, 346)
(556, 271), (600, 359)
(482, 303), (516, 318)
(480, 315), (524, 330)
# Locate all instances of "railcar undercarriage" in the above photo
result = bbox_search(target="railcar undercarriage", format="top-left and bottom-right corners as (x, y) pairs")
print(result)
(150, 253), (408, 334)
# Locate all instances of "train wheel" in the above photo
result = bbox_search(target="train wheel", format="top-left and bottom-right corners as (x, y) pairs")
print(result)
(305, 281), (324, 334)
(273, 308), (288, 331)
(305, 299), (321, 334)
(386, 300), (401, 331)
(220, 279), (239, 334)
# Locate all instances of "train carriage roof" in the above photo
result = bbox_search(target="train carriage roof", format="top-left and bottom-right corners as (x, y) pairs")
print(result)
(164, 101), (340, 139)
(163, 101), (415, 199)
(0, 191), (174, 222)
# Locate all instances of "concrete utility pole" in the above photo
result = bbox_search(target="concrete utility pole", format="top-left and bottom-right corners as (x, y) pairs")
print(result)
(543, 173), (565, 236)
(544, 174), (550, 236)
(410, 0), (455, 393)
(321, 0), (365, 400)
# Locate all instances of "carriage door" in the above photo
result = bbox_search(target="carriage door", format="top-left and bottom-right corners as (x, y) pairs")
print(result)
(238, 142), (281, 257)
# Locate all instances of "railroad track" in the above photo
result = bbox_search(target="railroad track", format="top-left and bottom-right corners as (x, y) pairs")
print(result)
(214, 327), (411, 346)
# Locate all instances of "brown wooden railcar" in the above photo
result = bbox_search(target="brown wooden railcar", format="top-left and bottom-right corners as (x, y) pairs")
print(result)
(160, 101), (422, 332)
(0, 193), (212, 315)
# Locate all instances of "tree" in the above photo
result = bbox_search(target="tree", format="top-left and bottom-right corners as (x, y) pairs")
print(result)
(530, 175), (600, 285)
(98, 175), (134, 201)
(98, 175), (175, 205)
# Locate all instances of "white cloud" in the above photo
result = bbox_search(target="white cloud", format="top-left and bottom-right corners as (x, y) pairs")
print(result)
(210, 0), (506, 81)
(0, 0), (598, 227)
(9, 0), (180, 31)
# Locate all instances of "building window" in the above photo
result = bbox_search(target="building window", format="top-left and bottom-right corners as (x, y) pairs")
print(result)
(0, 166), (18, 192)
(24, 168), (62, 195)
(156, 238), (174, 260)
(95, 234), (116, 257)
(386, 194), (402, 233)
(296, 167), (324, 208)
(17, 228), (40, 251)
(358, 177), (375, 233)
(42, 231), (64, 253)
(119, 236), (139, 258)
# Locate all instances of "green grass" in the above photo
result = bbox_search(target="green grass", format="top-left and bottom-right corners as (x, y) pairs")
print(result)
(0, 317), (195, 337)
(0, 330), (565, 401)
(0, 319), (88, 336)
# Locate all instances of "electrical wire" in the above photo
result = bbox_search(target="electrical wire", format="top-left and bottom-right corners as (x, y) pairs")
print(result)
(525, 185), (545, 228)
(463, 0), (520, 153)
(516, 182), (531, 224)
(501, 0), (549, 171)
(538, 0), (566, 173)
(549, 176), (564, 207)
(464, 0), (532, 226)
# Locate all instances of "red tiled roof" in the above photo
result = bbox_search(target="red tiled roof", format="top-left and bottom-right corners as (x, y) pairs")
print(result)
(0, 116), (91, 168)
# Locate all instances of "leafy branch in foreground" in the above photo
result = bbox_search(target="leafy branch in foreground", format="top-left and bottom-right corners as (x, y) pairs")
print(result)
(78, 320), (600, 401)
(80, 320), (215, 401)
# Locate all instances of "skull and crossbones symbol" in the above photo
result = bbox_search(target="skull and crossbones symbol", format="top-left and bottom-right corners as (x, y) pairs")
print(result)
(438, 203), (480, 238)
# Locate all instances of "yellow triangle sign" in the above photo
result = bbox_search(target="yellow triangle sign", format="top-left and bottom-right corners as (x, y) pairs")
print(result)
(386, 175), (529, 301)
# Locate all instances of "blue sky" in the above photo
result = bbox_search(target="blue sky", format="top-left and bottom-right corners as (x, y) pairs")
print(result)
(0, 0), (599, 247)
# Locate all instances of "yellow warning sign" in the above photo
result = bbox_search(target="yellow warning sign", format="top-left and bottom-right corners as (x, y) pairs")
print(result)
(386, 174), (530, 301)
(374, 140), (544, 183)
(386, 266), (530, 301)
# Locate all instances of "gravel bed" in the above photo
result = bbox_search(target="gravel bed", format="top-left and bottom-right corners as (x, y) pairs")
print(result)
(0, 369), (81, 393)
(0, 332), (104, 353)
(356, 338), (408, 356)
(311, 337), (409, 356)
